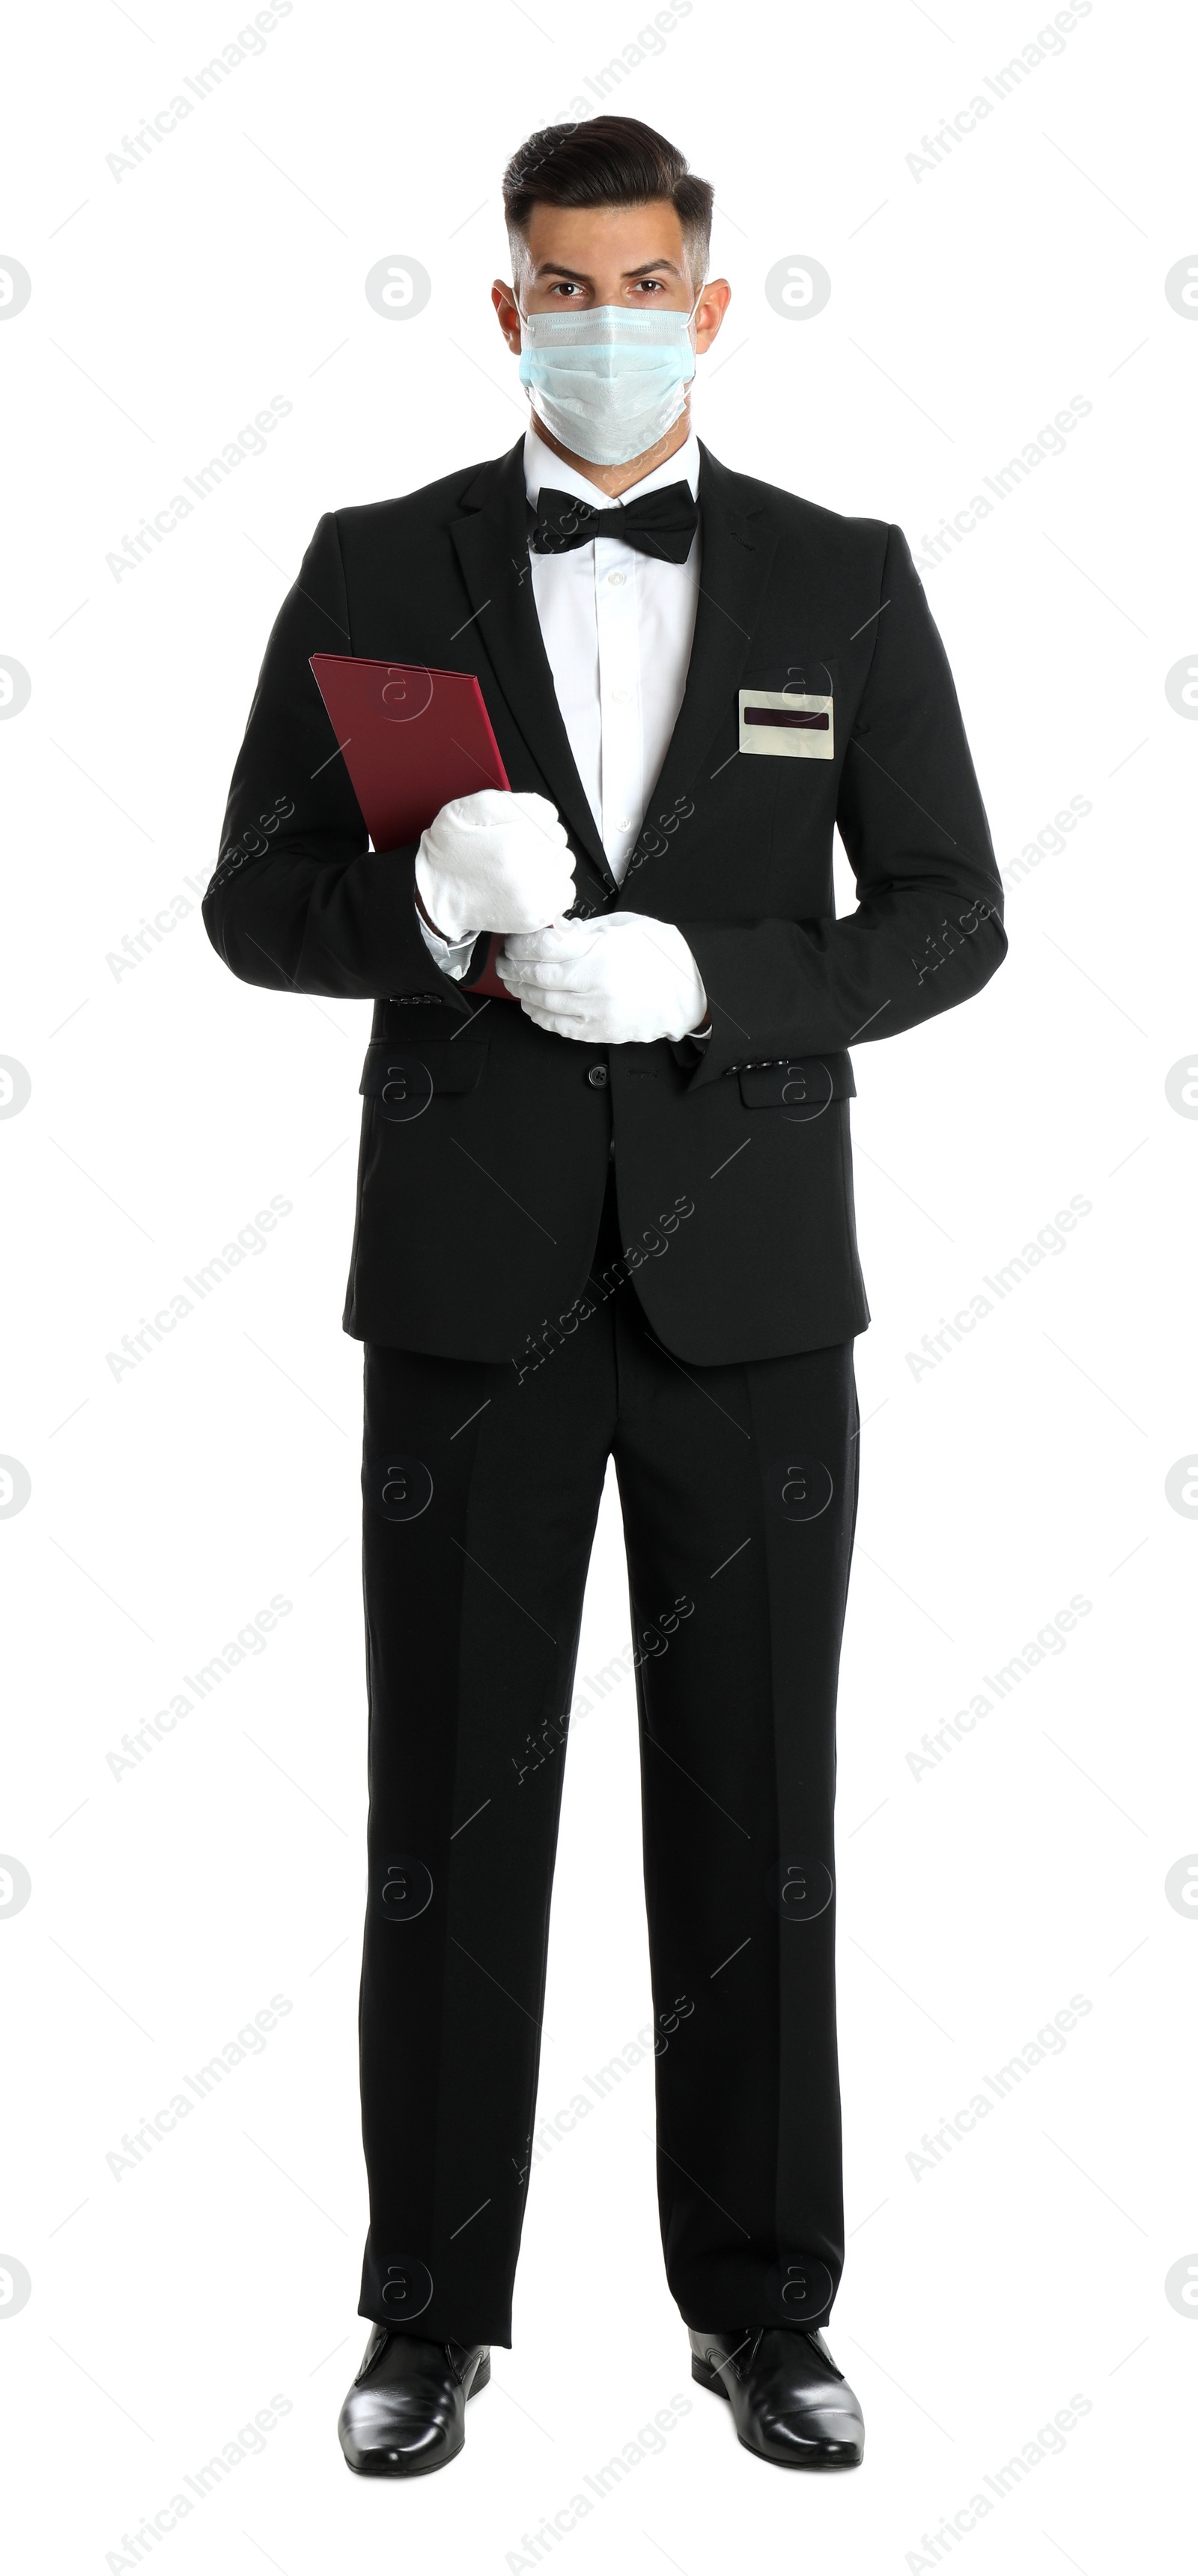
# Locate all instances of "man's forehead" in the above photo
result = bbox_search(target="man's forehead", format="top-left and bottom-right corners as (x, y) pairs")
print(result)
(523, 201), (687, 271)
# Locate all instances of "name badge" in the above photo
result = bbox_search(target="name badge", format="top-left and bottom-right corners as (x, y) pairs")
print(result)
(738, 687), (834, 760)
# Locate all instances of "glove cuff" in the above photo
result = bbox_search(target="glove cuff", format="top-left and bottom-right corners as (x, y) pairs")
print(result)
(413, 847), (477, 946)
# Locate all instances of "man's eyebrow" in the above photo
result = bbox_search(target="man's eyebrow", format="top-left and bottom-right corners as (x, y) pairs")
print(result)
(532, 258), (684, 282)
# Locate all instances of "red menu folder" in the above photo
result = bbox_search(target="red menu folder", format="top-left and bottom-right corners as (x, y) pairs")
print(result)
(309, 653), (514, 1000)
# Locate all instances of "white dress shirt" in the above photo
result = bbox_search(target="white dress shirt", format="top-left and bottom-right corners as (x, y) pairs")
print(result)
(417, 423), (702, 979)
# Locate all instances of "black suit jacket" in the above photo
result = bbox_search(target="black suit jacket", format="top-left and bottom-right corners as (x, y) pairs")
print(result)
(204, 437), (1006, 1365)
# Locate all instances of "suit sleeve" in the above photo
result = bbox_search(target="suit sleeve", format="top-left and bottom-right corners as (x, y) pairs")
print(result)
(202, 512), (472, 1006)
(676, 523), (1007, 1085)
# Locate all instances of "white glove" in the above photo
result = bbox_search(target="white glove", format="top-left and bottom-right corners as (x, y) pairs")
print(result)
(413, 788), (575, 943)
(496, 913), (708, 1044)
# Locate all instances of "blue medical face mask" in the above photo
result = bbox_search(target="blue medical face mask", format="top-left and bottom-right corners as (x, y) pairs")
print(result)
(517, 294), (702, 467)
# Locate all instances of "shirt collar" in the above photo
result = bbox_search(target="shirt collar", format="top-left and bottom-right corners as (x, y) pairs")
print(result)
(523, 420), (701, 514)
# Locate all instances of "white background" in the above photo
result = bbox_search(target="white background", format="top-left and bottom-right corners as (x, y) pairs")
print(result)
(2, 1), (1196, 2569)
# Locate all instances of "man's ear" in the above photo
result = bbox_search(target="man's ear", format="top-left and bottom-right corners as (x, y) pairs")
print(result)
(492, 278), (522, 351)
(694, 278), (732, 356)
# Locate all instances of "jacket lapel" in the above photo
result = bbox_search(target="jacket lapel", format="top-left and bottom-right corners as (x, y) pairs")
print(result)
(449, 441), (616, 898)
(636, 441), (777, 843)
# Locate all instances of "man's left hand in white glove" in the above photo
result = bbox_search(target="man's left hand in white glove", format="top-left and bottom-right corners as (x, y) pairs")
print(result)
(496, 913), (709, 1044)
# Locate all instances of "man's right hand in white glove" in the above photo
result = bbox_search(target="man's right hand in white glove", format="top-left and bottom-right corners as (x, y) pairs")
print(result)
(413, 789), (575, 945)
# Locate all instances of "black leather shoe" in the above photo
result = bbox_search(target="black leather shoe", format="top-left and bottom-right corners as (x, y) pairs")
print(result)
(689, 2324), (864, 2468)
(338, 2324), (490, 2475)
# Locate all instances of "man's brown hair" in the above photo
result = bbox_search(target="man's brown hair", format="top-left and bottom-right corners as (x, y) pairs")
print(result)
(502, 117), (714, 288)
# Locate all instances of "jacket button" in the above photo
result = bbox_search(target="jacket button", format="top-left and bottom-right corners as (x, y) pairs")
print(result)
(587, 1062), (608, 1088)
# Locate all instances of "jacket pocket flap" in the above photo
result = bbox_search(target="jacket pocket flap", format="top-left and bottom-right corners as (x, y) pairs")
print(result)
(735, 1052), (855, 1108)
(360, 1040), (487, 1106)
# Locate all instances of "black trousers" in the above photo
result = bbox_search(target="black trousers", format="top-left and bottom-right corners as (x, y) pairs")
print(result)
(356, 1166), (860, 2347)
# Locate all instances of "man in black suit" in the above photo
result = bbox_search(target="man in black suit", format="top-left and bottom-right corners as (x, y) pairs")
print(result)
(205, 115), (1006, 2478)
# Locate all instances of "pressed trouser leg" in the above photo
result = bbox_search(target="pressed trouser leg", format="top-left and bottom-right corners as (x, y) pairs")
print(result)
(608, 1273), (860, 2332)
(357, 1174), (859, 2345)
(357, 1303), (616, 2348)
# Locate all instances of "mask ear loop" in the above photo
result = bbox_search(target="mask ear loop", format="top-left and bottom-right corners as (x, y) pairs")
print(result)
(684, 284), (706, 369)
(682, 284), (705, 384)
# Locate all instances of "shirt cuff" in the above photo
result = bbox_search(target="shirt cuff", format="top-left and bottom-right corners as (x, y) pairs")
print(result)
(414, 898), (478, 981)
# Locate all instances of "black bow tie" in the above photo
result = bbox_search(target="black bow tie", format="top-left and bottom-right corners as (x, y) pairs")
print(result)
(530, 481), (698, 564)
